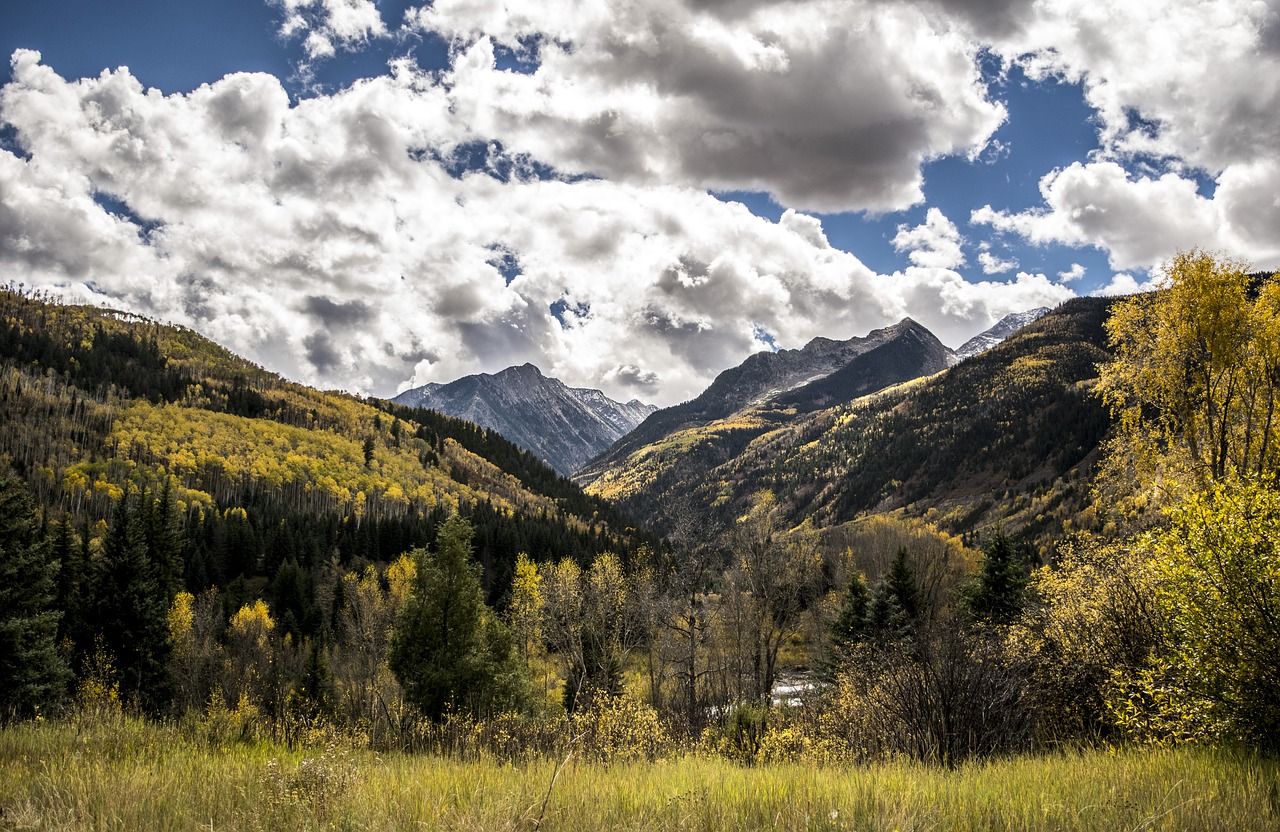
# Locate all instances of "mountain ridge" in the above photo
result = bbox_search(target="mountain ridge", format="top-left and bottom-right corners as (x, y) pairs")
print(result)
(580, 299), (1115, 553)
(392, 364), (655, 476)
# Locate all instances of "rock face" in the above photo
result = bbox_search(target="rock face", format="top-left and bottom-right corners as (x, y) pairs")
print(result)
(392, 364), (656, 476)
(955, 308), (1052, 360)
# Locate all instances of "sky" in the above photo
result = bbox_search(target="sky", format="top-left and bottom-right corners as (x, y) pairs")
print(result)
(1, 1), (1278, 407)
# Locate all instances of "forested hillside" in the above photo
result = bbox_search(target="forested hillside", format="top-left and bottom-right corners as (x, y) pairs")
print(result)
(0, 287), (644, 612)
(586, 297), (1116, 551)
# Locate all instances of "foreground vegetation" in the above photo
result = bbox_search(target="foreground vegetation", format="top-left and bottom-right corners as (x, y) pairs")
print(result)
(3, 712), (1278, 831)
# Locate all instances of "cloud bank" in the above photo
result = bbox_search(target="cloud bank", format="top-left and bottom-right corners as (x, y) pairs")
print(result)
(3, 0), (1278, 407)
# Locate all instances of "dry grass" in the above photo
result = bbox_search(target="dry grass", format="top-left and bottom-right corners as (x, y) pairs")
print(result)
(2, 712), (1278, 831)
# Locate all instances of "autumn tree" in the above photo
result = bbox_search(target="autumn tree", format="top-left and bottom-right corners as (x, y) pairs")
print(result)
(167, 589), (224, 714)
(1141, 479), (1280, 749)
(0, 473), (70, 717)
(726, 508), (822, 705)
(1101, 250), (1280, 491)
(541, 552), (641, 711)
(332, 557), (413, 731)
(1007, 537), (1162, 742)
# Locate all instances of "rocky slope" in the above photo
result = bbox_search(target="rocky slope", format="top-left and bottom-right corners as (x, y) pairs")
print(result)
(955, 307), (1051, 360)
(393, 364), (655, 475)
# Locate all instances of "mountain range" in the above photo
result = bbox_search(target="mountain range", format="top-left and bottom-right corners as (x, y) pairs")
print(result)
(393, 309), (1053, 484)
(577, 299), (1115, 552)
(392, 364), (656, 476)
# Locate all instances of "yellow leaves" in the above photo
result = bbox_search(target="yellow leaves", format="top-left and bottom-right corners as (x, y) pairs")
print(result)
(168, 591), (195, 647)
(1101, 249), (1280, 491)
(230, 599), (275, 647)
(386, 554), (417, 605)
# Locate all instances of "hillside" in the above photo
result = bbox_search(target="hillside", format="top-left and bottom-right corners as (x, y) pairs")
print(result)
(392, 364), (655, 475)
(0, 288), (646, 611)
(579, 318), (955, 483)
(583, 298), (1116, 550)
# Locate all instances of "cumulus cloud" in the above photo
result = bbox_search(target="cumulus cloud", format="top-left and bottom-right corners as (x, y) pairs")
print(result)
(977, 243), (1017, 275)
(887, 267), (1075, 346)
(0, 51), (1072, 406)
(1001, 0), (1279, 173)
(970, 0), (1280, 273)
(412, 0), (1005, 212)
(892, 208), (965, 270)
(271, 0), (388, 61)
(1091, 272), (1163, 297)
(1057, 263), (1085, 283)
(971, 161), (1280, 271)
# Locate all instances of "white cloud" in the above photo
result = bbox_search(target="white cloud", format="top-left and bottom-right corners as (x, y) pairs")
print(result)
(887, 267), (1075, 347)
(970, 0), (1280, 273)
(270, 0), (387, 61)
(977, 245), (1017, 275)
(1002, 0), (1279, 173)
(1091, 272), (1162, 297)
(892, 208), (965, 270)
(1057, 262), (1085, 283)
(412, 0), (1006, 212)
(971, 161), (1280, 271)
(0, 51), (1071, 407)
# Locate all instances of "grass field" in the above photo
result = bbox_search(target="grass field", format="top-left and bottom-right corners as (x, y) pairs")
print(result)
(2, 713), (1278, 831)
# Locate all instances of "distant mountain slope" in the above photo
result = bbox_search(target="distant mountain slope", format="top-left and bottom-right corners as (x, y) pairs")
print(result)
(392, 364), (655, 475)
(773, 319), (953, 413)
(955, 307), (1051, 360)
(0, 288), (646, 610)
(584, 318), (953, 477)
(583, 298), (1117, 552)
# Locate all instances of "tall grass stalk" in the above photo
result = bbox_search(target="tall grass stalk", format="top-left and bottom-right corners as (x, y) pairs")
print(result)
(2, 713), (1277, 830)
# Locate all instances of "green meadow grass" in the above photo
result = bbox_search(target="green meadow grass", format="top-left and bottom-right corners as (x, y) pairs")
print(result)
(2, 713), (1277, 831)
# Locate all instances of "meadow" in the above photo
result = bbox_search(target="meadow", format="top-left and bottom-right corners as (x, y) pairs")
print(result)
(2, 712), (1277, 831)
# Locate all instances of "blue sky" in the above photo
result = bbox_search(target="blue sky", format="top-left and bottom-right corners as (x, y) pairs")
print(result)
(2, 1), (1277, 405)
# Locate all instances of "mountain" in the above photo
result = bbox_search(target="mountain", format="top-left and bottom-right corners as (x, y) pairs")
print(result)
(581, 298), (1117, 554)
(772, 319), (953, 413)
(0, 288), (647, 613)
(392, 364), (656, 476)
(955, 307), (1051, 360)
(585, 318), (953, 475)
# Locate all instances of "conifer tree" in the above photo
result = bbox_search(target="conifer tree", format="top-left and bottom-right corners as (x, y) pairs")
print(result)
(91, 492), (172, 712)
(52, 516), (86, 660)
(959, 530), (1028, 625)
(829, 571), (871, 658)
(142, 481), (185, 604)
(388, 515), (525, 719)
(867, 547), (922, 640)
(0, 473), (70, 718)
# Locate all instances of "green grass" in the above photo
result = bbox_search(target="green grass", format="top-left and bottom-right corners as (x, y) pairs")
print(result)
(3, 713), (1278, 831)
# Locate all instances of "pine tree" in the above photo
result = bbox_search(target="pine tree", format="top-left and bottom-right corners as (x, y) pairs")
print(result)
(829, 572), (871, 655)
(388, 515), (525, 719)
(52, 516), (86, 660)
(867, 547), (922, 641)
(142, 481), (185, 604)
(0, 473), (70, 718)
(91, 492), (172, 712)
(959, 530), (1028, 625)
